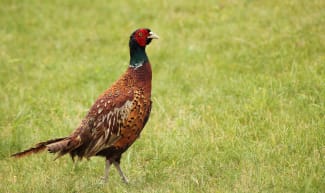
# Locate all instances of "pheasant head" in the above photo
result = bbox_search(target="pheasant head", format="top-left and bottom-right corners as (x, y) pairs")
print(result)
(129, 28), (159, 67)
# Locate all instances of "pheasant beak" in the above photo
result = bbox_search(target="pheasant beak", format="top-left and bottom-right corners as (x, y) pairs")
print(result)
(148, 31), (159, 39)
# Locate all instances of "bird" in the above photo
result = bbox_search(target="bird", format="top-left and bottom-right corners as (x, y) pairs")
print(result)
(11, 28), (159, 183)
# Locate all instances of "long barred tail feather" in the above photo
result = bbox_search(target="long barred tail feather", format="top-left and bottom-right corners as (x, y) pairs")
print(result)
(11, 137), (67, 158)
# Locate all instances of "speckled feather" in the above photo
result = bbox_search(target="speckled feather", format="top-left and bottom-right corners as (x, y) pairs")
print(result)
(65, 61), (153, 160)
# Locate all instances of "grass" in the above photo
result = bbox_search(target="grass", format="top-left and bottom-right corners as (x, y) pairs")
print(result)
(0, 0), (324, 192)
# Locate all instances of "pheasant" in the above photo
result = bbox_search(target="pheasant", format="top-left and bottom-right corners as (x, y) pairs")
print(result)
(11, 28), (159, 183)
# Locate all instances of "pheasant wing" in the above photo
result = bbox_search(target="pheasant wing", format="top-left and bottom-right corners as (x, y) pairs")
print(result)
(72, 85), (134, 158)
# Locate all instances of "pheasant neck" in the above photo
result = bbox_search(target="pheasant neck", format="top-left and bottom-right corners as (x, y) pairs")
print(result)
(129, 44), (148, 68)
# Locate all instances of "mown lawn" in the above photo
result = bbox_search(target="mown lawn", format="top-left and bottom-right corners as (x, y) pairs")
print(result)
(0, 0), (324, 192)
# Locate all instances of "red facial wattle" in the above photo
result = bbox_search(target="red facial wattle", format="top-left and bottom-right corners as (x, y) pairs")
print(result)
(134, 29), (150, 47)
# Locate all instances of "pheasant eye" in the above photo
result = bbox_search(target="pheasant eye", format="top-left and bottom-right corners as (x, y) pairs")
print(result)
(138, 32), (143, 37)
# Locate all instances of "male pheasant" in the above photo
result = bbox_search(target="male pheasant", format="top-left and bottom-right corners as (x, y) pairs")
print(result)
(11, 28), (159, 183)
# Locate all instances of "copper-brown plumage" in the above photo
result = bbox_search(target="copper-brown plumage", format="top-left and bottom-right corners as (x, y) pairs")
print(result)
(11, 28), (159, 183)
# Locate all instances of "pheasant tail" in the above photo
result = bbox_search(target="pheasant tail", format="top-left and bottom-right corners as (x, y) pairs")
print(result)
(47, 136), (82, 160)
(11, 137), (67, 158)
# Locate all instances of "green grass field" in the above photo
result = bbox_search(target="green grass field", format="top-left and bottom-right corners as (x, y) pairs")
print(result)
(0, 0), (324, 192)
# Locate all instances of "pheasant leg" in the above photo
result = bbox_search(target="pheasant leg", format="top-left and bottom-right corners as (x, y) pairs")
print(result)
(102, 159), (112, 183)
(113, 161), (129, 184)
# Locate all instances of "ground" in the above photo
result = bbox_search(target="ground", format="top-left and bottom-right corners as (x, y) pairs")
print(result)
(0, 0), (324, 192)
